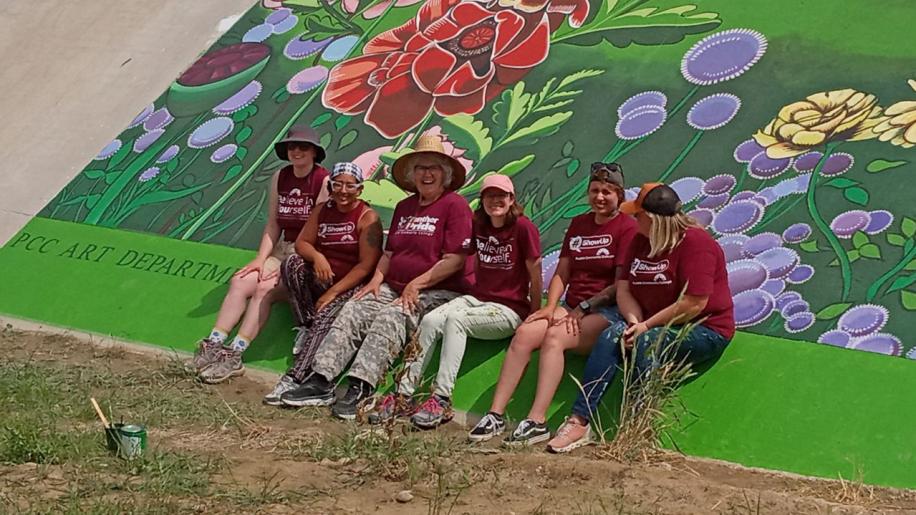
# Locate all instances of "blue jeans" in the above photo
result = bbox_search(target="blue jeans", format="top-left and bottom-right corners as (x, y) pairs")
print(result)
(570, 307), (730, 421)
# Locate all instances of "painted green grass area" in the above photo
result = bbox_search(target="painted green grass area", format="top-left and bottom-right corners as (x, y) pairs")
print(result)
(1, 217), (914, 489)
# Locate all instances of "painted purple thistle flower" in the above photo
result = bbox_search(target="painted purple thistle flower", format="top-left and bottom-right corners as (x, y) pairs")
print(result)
(321, 35), (360, 62)
(156, 145), (180, 164)
(188, 117), (234, 149)
(210, 144), (238, 164)
(730, 190), (756, 202)
(687, 93), (741, 130)
(94, 139), (122, 160)
(793, 173), (812, 193)
(727, 259), (769, 294)
(625, 187), (639, 201)
(907, 347), (916, 360)
(703, 174), (737, 195)
(698, 193), (729, 209)
(670, 177), (704, 202)
(615, 106), (666, 140)
(756, 188), (780, 206)
(748, 152), (792, 179)
(761, 279), (785, 296)
(785, 312), (815, 333)
(617, 91), (667, 118)
(820, 152), (854, 177)
(734, 139), (764, 163)
(243, 23), (274, 43)
(775, 291), (802, 312)
(732, 289), (775, 328)
(681, 29), (767, 85)
(837, 304), (889, 337)
(541, 249), (560, 289)
(829, 210), (871, 239)
(127, 104), (154, 129)
(265, 7), (292, 24)
(793, 151), (822, 173)
(272, 14), (298, 34)
(781, 299), (809, 318)
(287, 66), (329, 95)
(818, 330), (851, 347)
(285, 35), (333, 60)
(755, 247), (800, 279)
(712, 200), (764, 234)
(717, 235), (748, 263)
(742, 232), (782, 257)
(786, 264), (814, 284)
(213, 81), (262, 115)
(688, 208), (715, 228)
(138, 166), (160, 182)
(134, 129), (165, 153)
(849, 333), (902, 356)
(864, 210), (894, 235)
(143, 108), (174, 131)
(772, 176), (799, 198)
(782, 223), (812, 244)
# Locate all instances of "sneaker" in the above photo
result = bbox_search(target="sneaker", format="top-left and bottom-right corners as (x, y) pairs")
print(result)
(292, 326), (308, 355)
(185, 338), (223, 372)
(468, 412), (506, 442)
(280, 374), (335, 407)
(410, 395), (453, 430)
(331, 379), (375, 420)
(263, 375), (299, 406)
(546, 418), (593, 454)
(367, 393), (415, 425)
(198, 349), (245, 384)
(503, 419), (550, 447)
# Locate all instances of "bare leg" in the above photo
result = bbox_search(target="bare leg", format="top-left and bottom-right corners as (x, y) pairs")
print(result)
(213, 273), (259, 333)
(236, 277), (288, 341)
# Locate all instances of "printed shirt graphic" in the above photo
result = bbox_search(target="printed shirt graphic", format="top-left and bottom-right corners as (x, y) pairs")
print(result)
(316, 200), (368, 281)
(560, 212), (638, 307)
(622, 227), (736, 339)
(276, 165), (330, 241)
(471, 216), (541, 319)
(385, 191), (473, 294)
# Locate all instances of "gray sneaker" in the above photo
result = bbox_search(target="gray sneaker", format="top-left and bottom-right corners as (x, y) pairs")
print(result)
(199, 349), (245, 384)
(264, 375), (298, 405)
(185, 338), (223, 372)
(410, 395), (453, 430)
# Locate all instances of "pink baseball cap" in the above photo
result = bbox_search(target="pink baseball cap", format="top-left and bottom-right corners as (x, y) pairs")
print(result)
(481, 174), (515, 195)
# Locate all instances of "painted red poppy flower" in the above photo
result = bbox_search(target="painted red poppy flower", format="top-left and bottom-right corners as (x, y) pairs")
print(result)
(322, 0), (588, 138)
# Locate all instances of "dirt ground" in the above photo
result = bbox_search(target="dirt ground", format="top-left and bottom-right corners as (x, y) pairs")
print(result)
(2, 327), (916, 514)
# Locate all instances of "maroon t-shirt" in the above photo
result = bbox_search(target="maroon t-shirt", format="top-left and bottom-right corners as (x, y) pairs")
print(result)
(622, 226), (735, 339)
(471, 216), (541, 319)
(316, 200), (368, 281)
(276, 164), (330, 241)
(385, 191), (473, 294)
(559, 213), (638, 307)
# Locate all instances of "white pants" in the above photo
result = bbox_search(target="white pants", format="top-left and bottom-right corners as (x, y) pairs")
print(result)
(398, 295), (522, 398)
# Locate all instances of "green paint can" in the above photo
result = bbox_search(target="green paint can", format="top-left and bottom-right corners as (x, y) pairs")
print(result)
(117, 424), (147, 459)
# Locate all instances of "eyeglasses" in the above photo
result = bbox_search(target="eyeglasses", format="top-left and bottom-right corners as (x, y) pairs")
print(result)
(414, 164), (443, 173)
(287, 142), (314, 151)
(330, 180), (361, 192)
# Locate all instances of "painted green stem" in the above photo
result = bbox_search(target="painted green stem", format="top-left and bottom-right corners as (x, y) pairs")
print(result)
(658, 130), (704, 182)
(865, 242), (916, 301)
(807, 143), (852, 300)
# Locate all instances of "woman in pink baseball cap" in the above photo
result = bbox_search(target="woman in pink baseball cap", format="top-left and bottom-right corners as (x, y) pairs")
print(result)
(368, 173), (543, 430)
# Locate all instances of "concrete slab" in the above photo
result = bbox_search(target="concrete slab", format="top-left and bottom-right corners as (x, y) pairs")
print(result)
(0, 0), (255, 244)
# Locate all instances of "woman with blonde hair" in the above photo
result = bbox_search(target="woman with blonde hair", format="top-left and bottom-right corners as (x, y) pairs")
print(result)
(545, 182), (734, 453)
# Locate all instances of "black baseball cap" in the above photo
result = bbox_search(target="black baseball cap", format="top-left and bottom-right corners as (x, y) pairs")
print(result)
(620, 182), (682, 216)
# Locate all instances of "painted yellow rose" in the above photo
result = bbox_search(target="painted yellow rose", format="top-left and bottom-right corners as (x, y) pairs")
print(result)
(873, 79), (916, 148)
(753, 89), (885, 158)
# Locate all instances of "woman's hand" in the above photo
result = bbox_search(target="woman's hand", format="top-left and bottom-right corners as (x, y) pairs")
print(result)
(525, 306), (560, 325)
(393, 281), (421, 313)
(313, 255), (335, 285)
(556, 307), (586, 336)
(315, 290), (338, 313)
(235, 259), (265, 279)
(354, 278), (381, 300)
(622, 321), (649, 349)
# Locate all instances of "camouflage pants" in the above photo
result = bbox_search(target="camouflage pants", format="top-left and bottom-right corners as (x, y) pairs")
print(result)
(311, 283), (459, 387)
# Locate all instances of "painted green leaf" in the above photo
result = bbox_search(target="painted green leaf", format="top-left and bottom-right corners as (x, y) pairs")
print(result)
(165, 159), (179, 173)
(235, 147), (248, 160)
(337, 129), (358, 150)
(497, 154), (536, 177)
(500, 112), (574, 148)
(231, 108), (251, 123)
(552, 157), (572, 169)
(902, 290), (916, 311)
(843, 187), (869, 206)
(865, 158), (908, 173)
(106, 143), (132, 171)
(319, 133), (332, 149)
(566, 158), (580, 177)
(104, 171), (121, 186)
(551, 4), (721, 47)
(128, 183), (211, 210)
(852, 231), (869, 249)
(906, 238), (915, 255)
(274, 89), (290, 104)
(859, 243), (881, 259)
(311, 112), (333, 128)
(235, 126), (253, 144)
(83, 169), (105, 180)
(902, 217), (916, 238)
(440, 114), (493, 163)
(906, 259), (916, 271)
(825, 177), (858, 189)
(491, 82), (531, 138)
(799, 239), (820, 253)
(85, 194), (101, 210)
(887, 233), (906, 246)
(815, 302), (852, 320)
(283, 0), (321, 9)
(562, 140), (575, 157)
(888, 275), (916, 294)
(335, 115), (352, 131)
(848, 249), (861, 262)
(563, 204), (591, 218)
(304, 13), (348, 40)
(157, 172), (170, 185)
(222, 165), (243, 183)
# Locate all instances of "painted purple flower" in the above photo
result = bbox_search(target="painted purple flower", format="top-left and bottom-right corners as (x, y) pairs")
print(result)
(188, 117), (234, 149)
(849, 333), (902, 356)
(750, 194), (771, 207)
(864, 210), (894, 235)
(781, 299), (809, 318)
(615, 106), (666, 140)
(733, 289), (775, 328)
(818, 329), (851, 347)
(688, 208), (714, 227)
(541, 249), (560, 290)
(734, 139), (764, 163)
(134, 129), (165, 153)
(698, 193), (729, 209)
(772, 176), (799, 198)
(782, 223), (812, 244)
(761, 279), (785, 296)
(321, 35), (360, 62)
(793, 151), (822, 173)
(907, 347), (916, 360)
(213, 81), (262, 115)
(829, 210), (871, 238)
(284, 35), (333, 60)
(785, 312), (815, 333)
(837, 304), (888, 337)
(742, 232), (782, 257)
(265, 7), (292, 24)
(687, 93), (741, 130)
(820, 152), (854, 177)
(730, 190), (756, 202)
(775, 291), (802, 311)
(143, 108), (174, 131)
(287, 65), (329, 95)
(272, 14), (298, 34)
(792, 173), (812, 193)
(727, 259), (769, 294)
(748, 153), (792, 179)
(755, 247), (799, 279)
(757, 188), (781, 206)
(94, 139), (122, 160)
(681, 28), (768, 86)
(786, 264), (814, 284)
(127, 104), (154, 129)
(717, 235), (748, 263)
(625, 187), (640, 201)
(138, 166), (160, 182)
(703, 174), (736, 195)
(210, 144), (238, 163)
(617, 91), (667, 118)
(670, 177), (704, 202)
(243, 23), (274, 43)
(156, 145), (180, 164)
(712, 200), (764, 234)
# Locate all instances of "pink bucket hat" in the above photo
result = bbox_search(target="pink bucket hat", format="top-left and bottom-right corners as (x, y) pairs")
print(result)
(481, 174), (515, 196)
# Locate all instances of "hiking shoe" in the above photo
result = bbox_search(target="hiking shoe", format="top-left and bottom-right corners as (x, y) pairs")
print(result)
(367, 393), (415, 425)
(503, 419), (550, 447)
(410, 395), (453, 430)
(468, 412), (506, 442)
(331, 379), (375, 420)
(198, 349), (245, 384)
(263, 375), (299, 406)
(185, 338), (223, 372)
(292, 326), (308, 355)
(280, 374), (335, 407)
(546, 418), (593, 454)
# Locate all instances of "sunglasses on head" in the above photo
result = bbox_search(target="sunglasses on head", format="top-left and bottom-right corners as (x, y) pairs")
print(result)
(589, 162), (623, 180)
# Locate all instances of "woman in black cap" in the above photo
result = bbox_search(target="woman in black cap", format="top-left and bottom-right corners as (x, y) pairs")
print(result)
(186, 125), (330, 384)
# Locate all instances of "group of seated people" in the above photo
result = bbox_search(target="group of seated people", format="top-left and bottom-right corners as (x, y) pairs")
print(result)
(186, 125), (735, 454)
